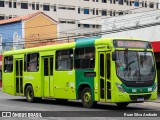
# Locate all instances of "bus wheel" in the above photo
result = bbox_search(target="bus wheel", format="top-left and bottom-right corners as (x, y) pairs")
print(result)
(116, 102), (129, 108)
(81, 87), (96, 108)
(26, 85), (34, 103)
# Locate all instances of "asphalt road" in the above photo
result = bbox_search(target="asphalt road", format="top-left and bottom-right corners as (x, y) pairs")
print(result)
(0, 90), (160, 119)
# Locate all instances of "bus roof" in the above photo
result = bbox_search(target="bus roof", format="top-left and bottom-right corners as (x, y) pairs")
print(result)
(3, 38), (149, 56)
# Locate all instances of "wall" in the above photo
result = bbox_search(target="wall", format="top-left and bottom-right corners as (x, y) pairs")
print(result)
(24, 14), (58, 48)
(0, 22), (23, 52)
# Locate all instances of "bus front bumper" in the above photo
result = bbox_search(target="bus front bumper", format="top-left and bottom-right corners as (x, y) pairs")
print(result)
(112, 91), (157, 103)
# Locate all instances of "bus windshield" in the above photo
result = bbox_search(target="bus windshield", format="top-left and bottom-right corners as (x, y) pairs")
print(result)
(115, 51), (156, 81)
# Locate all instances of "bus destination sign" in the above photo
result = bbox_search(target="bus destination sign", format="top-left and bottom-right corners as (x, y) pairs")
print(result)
(114, 40), (151, 49)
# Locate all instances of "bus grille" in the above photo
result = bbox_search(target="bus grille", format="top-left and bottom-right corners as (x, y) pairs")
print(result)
(129, 94), (151, 101)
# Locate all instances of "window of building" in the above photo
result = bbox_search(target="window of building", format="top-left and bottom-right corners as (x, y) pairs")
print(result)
(113, 11), (116, 16)
(56, 49), (73, 70)
(67, 6), (75, 10)
(119, 11), (123, 15)
(149, 2), (154, 8)
(74, 47), (95, 69)
(96, 25), (99, 28)
(142, 1), (144, 7)
(59, 19), (66, 23)
(13, 1), (16, 8)
(59, 19), (75, 24)
(9, 1), (12, 8)
(25, 53), (39, 72)
(36, 3), (39, 10)
(58, 5), (66, 9)
(84, 8), (89, 14)
(119, 0), (123, 5)
(84, 24), (90, 28)
(78, 24), (81, 27)
(96, 9), (98, 15)
(110, 0), (112, 4)
(102, 10), (107, 16)
(126, 0), (129, 5)
(156, 3), (159, 9)
(93, 9), (95, 15)
(145, 2), (147, 7)
(93, 25), (95, 28)
(13, 15), (17, 18)
(102, 0), (107, 3)
(134, 1), (139, 7)
(0, 1), (4, 7)
(96, 0), (99, 2)
(78, 7), (81, 13)
(4, 56), (13, 73)
(110, 11), (112, 16)
(0, 15), (4, 20)
(43, 4), (50, 11)
(21, 2), (28, 9)
(53, 5), (56, 11)
(32, 2), (35, 10)
(130, 1), (132, 6)
(113, 0), (116, 4)
(9, 15), (12, 19)
(84, 0), (89, 1)
(67, 20), (75, 24)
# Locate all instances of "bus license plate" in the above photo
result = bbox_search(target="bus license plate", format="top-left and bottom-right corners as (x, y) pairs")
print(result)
(137, 98), (144, 101)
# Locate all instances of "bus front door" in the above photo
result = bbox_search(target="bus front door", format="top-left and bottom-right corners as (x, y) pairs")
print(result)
(15, 59), (23, 95)
(99, 52), (111, 102)
(43, 56), (54, 97)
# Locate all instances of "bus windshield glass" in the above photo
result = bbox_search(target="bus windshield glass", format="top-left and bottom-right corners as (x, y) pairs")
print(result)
(115, 51), (155, 81)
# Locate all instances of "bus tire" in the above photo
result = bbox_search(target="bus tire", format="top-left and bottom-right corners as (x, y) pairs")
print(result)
(26, 85), (35, 103)
(116, 102), (129, 108)
(81, 87), (96, 108)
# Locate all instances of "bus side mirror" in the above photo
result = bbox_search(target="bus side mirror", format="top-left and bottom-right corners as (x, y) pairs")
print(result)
(112, 51), (116, 61)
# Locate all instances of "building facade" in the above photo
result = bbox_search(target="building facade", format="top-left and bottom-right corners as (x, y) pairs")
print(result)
(0, 12), (58, 52)
(101, 10), (160, 41)
(0, 0), (159, 38)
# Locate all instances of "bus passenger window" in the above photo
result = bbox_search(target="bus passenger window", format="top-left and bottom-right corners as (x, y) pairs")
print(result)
(4, 56), (13, 72)
(56, 49), (73, 70)
(26, 53), (39, 72)
(74, 47), (95, 69)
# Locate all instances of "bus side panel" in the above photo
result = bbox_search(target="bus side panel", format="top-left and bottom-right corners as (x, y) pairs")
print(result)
(2, 73), (15, 95)
(54, 71), (76, 99)
(23, 72), (42, 97)
(75, 70), (95, 100)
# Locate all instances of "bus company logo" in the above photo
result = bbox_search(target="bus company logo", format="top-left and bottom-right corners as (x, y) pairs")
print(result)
(2, 112), (11, 117)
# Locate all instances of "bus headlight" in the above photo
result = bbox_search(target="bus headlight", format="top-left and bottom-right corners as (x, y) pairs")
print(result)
(153, 82), (157, 92)
(116, 83), (126, 93)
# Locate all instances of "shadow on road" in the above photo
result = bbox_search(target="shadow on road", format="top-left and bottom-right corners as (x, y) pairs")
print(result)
(8, 98), (154, 111)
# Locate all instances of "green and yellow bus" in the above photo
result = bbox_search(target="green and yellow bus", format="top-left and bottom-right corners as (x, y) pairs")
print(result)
(2, 38), (157, 108)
